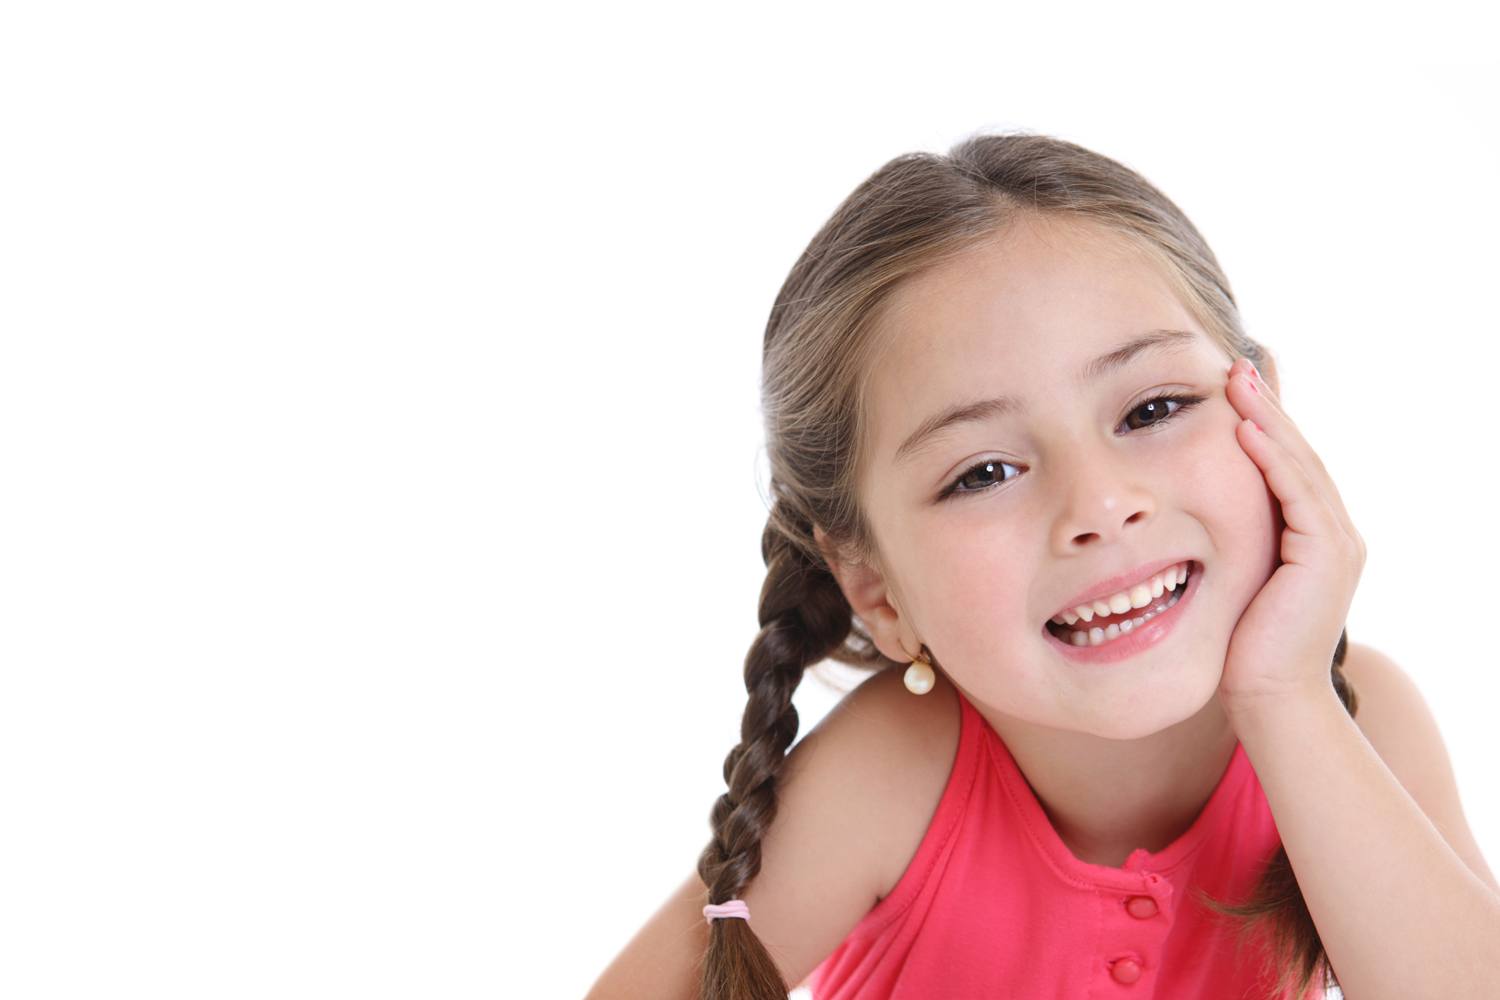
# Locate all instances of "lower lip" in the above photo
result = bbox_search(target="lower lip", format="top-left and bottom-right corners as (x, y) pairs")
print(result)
(1047, 567), (1197, 664)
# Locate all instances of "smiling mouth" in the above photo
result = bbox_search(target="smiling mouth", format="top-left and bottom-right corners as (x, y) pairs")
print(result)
(1047, 562), (1195, 647)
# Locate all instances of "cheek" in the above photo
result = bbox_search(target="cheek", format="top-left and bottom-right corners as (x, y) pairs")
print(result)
(1184, 433), (1281, 585)
(890, 515), (1036, 639)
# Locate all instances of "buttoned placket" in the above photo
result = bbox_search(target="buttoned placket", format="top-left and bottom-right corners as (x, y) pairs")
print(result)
(1094, 859), (1175, 994)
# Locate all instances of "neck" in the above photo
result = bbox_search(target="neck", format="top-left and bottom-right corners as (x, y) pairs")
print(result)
(978, 697), (1238, 868)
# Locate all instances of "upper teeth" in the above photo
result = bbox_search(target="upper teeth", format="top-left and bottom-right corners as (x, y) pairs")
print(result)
(1051, 563), (1190, 628)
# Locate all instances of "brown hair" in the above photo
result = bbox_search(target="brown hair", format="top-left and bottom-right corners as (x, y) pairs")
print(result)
(696, 133), (1354, 1000)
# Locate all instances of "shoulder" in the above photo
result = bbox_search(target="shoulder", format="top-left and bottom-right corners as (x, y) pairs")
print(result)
(778, 665), (962, 893)
(1340, 642), (1498, 890)
(793, 663), (963, 802)
(739, 666), (961, 983)
(1340, 643), (1450, 792)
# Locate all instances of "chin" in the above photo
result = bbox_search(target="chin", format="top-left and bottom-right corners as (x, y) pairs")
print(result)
(1073, 671), (1223, 742)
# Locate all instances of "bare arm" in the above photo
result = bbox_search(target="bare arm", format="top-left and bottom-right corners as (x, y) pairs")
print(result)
(1340, 644), (1497, 891)
(1221, 359), (1500, 998)
(587, 669), (959, 999)
(1228, 649), (1500, 999)
(586, 875), (708, 1000)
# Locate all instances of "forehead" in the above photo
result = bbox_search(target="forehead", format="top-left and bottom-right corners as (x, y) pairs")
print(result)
(862, 219), (1220, 448)
(876, 219), (1202, 377)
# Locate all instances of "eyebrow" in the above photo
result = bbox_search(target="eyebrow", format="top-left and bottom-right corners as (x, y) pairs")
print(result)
(1081, 329), (1199, 383)
(891, 329), (1201, 465)
(894, 395), (1021, 466)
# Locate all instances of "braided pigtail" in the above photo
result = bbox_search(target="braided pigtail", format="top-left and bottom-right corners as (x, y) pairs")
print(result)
(1217, 628), (1356, 999)
(697, 513), (855, 1000)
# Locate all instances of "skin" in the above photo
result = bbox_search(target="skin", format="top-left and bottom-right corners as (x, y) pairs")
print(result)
(846, 220), (1279, 864)
(589, 219), (1499, 999)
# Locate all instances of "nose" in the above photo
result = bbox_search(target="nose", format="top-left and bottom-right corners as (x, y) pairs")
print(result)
(1049, 452), (1156, 554)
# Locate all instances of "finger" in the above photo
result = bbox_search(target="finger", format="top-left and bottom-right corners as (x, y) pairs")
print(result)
(1225, 362), (1363, 554)
(1225, 370), (1353, 528)
(1227, 358), (1294, 423)
(1226, 366), (1305, 458)
(1235, 418), (1359, 559)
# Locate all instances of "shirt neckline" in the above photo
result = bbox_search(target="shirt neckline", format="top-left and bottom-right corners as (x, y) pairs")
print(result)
(963, 692), (1252, 891)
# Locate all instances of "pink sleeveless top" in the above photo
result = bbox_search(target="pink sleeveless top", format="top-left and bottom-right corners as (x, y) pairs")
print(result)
(809, 694), (1306, 999)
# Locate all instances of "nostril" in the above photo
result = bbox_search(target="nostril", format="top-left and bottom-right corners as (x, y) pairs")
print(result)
(1125, 510), (1148, 525)
(1072, 532), (1101, 546)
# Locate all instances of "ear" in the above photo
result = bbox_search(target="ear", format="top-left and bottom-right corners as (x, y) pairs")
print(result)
(814, 527), (912, 663)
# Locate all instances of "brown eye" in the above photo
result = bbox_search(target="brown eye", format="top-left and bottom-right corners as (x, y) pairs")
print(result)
(1123, 397), (1179, 431)
(955, 460), (1020, 493)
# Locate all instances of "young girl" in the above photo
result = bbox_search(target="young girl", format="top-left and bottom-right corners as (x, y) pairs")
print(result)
(588, 135), (1500, 999)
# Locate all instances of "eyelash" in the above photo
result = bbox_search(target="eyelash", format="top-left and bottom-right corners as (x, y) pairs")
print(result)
(1116, 392), (1207, 434)
(937, 393), (1208, 501)
(938, 458), (1023, 500)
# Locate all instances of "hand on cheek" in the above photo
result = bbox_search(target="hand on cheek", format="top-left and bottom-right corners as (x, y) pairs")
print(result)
(1218, 359), (1365, 717)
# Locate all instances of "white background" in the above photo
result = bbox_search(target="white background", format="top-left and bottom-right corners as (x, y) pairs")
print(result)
(1, 2), (1495, 997)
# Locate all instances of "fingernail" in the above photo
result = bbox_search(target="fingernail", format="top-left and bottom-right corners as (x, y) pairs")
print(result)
(1249, 362), (1261, 381)
(1245, 375), (1260, 394)
(1253, 421), (1264, 433)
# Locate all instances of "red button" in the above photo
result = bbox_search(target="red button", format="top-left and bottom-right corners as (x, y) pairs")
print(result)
(1125, 895), (1158, 919)
(1110, 957), (1143, 984)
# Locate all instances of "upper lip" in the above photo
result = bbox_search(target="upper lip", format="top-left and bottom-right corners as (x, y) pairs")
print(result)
(1051, 558), (1193, 619)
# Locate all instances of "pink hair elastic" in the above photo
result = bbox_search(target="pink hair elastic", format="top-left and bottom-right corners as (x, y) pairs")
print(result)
(703, 900), (751, 924)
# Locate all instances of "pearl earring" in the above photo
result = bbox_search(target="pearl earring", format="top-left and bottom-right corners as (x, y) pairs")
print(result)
(897, 638), (936, 695)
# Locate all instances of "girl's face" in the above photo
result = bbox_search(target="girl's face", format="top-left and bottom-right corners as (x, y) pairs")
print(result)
(845, 218), (1279, 740)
